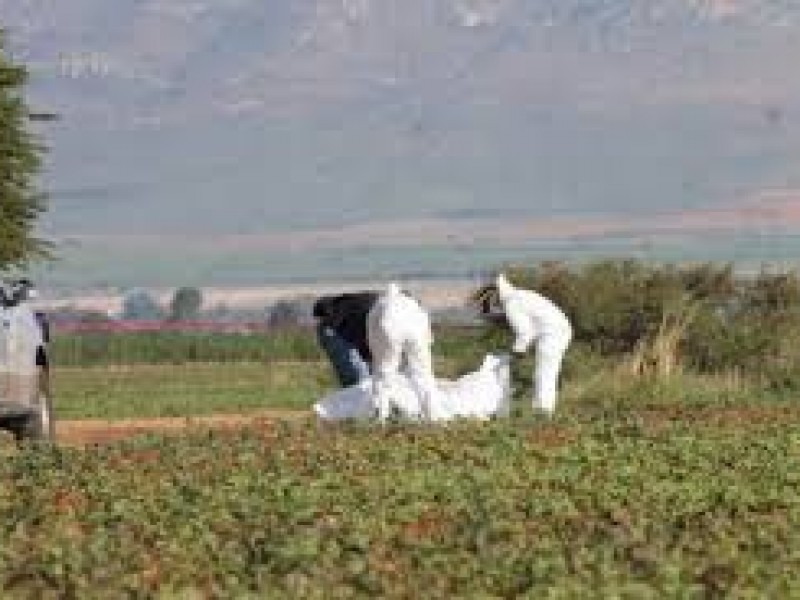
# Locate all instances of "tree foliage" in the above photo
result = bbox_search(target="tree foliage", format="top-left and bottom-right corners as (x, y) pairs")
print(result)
(479, 259), (800, 375)
(122, 289), (163, 320)
(267, 296), (313, 328)
(0, 30), (48, 270)
(168, 286), (203, 321)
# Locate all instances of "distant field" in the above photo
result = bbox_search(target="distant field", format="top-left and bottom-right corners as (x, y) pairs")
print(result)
(37, 277), (479, 315)
(50, 353), (484, 420)
(51, 362), (330, 419)
(48, 353), (774, 422)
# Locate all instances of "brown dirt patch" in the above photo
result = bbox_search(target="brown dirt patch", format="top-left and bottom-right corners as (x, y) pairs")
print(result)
(52, 404), (800, 447)
(639, 404), (800, 433)
(55, 410), (309, 446)
(527, 424), (577, 448)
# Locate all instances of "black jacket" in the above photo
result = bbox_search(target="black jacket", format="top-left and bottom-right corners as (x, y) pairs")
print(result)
(312, 292), (379, 363)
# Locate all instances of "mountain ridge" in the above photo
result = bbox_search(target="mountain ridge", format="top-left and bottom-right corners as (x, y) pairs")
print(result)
(1, 0), (799, 285)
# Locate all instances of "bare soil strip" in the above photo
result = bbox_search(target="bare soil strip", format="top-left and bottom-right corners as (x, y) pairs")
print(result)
(51, 404), (800, 447)
(55, 410), (308, 446)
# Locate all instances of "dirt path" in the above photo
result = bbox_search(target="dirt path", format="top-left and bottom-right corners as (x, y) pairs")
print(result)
(51, 404), (800, 447)
(55, 410), (309, 446)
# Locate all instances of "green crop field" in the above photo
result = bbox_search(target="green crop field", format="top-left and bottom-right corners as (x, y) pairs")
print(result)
(46, 325), (489, 419)
(49, 356), (483, 420)
(2, 397), (800, 597)
(5, 349), (799, 596)
(50, 362), (332, 419)
(48, 355), (781, 421)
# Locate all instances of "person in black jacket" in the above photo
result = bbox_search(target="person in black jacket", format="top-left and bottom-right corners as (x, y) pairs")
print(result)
(312, 291), (379, 387)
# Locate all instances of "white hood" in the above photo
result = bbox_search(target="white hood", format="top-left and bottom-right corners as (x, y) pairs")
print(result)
(495, 273), (514, 300)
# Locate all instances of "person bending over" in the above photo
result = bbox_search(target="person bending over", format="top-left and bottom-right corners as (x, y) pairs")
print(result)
(367, 283), (438, 422)
(478, 273), (572, 416)
(312, 291), (379, 387)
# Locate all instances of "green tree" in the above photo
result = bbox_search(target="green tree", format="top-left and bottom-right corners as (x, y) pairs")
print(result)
(169, 286), (203, 321)
(122, 289), (163, 320)
(0, 30), (49, 270)
(267, 297), (311, 328)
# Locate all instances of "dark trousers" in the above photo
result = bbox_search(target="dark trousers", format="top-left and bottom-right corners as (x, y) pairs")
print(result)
(316, 325), (370, 387)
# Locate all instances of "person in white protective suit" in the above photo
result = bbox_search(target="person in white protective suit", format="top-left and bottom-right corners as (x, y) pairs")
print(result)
(314, 353), (512, 423)
(366, 283), (439, 422)
(491, 273), (572, 416)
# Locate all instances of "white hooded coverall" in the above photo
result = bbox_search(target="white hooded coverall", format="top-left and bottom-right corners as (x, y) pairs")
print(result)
(495, 273), (572, 414)
(366, 283), (437, 422)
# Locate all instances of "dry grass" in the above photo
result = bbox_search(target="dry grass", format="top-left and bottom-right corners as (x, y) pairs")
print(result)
(625, 300), (699, 379)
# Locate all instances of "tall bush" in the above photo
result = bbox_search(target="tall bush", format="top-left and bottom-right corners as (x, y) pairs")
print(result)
(485, 260), (800, 376)
(0, 31), (49, 269)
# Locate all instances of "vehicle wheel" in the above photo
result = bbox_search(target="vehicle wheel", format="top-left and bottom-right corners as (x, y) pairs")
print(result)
(17, 413), (42, 440)
(22, 397), (54, 441)
(1, 413), (35, 442)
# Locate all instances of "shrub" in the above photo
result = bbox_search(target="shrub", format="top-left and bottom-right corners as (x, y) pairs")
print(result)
(122, 289), (164, 320)
(483, 260), (800, 377)
(168, 286), (203, 321)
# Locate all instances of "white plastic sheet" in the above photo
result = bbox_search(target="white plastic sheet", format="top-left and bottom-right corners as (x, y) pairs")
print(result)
(314, 354), (512, 423)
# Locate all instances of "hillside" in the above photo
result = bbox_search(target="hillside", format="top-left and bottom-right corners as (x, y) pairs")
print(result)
(1, 0), (799, 285)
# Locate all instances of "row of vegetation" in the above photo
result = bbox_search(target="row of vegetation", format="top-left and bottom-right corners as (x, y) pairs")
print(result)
(50, 260), (800, 387)
(492, 260), (800, 388)
(50, 328), (323, 367)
